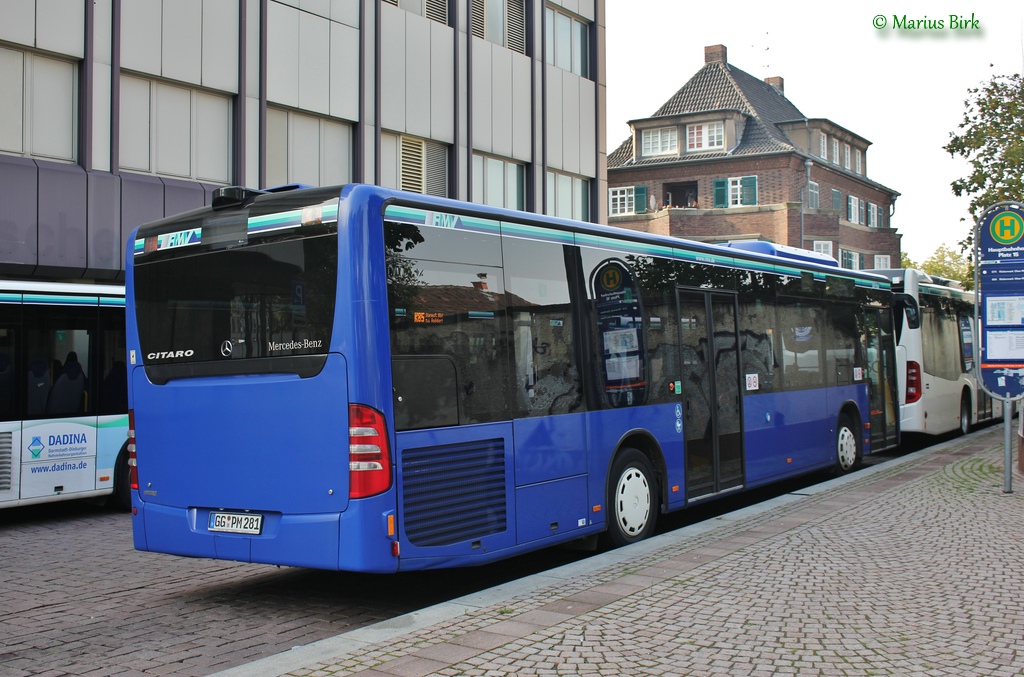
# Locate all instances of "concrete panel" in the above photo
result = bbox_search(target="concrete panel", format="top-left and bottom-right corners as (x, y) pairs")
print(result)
(163, 176), (206, 218)
(329, 22), (360, 122)
(91, 65), (112, 172)
(86, 171), (122, 278)
(245, 0), (261, 94)
(36, 0), (86, 58)
(561, 72), (579, 174)
(0, 47), (25, 154)
(379, 133), (398, 189)
(0, 0), (34, 48)
(202, 0), (239, 92)
(404, 13), (432, 140)
(331, 0), (359, 28)
(576, 0), (595, 22)
(490, 48), (512, 159)
(37, 162), (88, 276)
(245, 96), (261, 187)
(266, 1), (299, 107)
(162, 0), (202, 85)
(470, 40), (492, 154)
(578, 77), (596, 177)
(0, 155), (38, 271)
(265, 107), (288, 187)
(379, 5), (405, 133)
(298, 11), (330, 114)
(429, 21), (454, 144)
(510, 53), (531, 162)
(544, 65), (562, 169)
(121, 0), (162, 76)
(300, 0), (331, 18)
(93, 0), (113, 65)
(120, 172), (165, 246)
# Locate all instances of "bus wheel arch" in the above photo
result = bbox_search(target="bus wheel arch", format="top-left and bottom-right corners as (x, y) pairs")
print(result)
(835, 405), (862, 474)
(108, 440), (132, 511)
(602, 434), (664, 548)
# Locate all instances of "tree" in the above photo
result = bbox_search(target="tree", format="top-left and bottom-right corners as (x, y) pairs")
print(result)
(899, 251), (917, 269)
(920, 243), (973, 290)
(944, 73), (1024, 243)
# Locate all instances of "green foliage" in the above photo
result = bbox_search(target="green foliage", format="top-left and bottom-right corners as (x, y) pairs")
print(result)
(920, 243), (974, 290)
(899, 251), (917, 269)
(944, 73), (1024, 246)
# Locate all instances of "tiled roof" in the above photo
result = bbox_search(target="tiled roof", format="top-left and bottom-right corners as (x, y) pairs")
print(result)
(609, 61), (807, 169)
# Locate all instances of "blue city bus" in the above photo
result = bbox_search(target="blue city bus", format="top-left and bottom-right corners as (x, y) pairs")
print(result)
(126, 184), (899, 572)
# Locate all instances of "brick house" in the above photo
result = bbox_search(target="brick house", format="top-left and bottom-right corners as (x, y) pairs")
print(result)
(607, 44), (901, 270)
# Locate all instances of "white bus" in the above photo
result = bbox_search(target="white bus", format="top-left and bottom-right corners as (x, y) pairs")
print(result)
(878, 269), (999, 436)
(0, 280), (129, 509)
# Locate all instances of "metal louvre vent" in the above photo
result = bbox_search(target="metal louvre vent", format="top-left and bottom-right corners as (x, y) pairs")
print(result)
(424, 141), (448, 197)
(0, 432), (12, 491)
(399, 136), (425, 194)
(470, 0), (485, 39)
(425, 0), (447, 24)
(506, 0), (525, 54)
(402, 438), (507, 547)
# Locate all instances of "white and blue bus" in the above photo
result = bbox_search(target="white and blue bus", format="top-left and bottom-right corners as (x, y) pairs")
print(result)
(0, 280), (129, 509)
(126, 184), (899, 572)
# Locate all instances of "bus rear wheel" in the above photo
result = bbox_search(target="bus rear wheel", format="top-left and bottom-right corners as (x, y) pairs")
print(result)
(604, 449), (658, 547)
(835, 414), (861, 473)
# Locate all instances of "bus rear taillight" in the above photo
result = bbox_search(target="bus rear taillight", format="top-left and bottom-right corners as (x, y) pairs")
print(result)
(349, 404), (392, 499)
(127, 409), (138, 491)
(906, 361), (922, 403)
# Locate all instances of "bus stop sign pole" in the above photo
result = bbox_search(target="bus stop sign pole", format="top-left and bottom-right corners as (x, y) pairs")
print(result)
(975, 201), (1024, 494)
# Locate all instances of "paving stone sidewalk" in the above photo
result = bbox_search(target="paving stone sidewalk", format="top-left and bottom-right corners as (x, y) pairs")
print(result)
(216, 427), (1024, 677)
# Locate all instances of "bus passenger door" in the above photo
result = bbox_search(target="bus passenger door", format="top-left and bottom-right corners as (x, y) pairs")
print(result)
(866, 308), (900, 451)
(677, 289), (744, 501)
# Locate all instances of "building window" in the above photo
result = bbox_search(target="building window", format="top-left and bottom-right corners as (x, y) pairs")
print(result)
(859, 199), (866, 225)
(714, 176), (757, 208)
(545, 6), (589, 77)
(855, 149), (862, 175)
(609, 186), (635, 215)
(866, 202), (876, 227)
(832, 138), (839, 165)
(808, 181), (819, 209)
(877, 205), (886, 228)
(383, 0), (448, 23)
(686, 122), (723, 152)
(0, 47), (77, 162)
(819, 133), (827, 159)
(473, 154), (524, 210)
(546, 170), (590, 220)
(843, 143), (851, 170)
(119, 75), (231, 183)
(874, 255), (891, 269)
(813, 241), (833, 259)
(831, 189), (842, 211)
(472, 0), (526, 54)
(641, 127), (677, 156)
(266, 107), (352, 188)
(395, 135), (448, 197)
(840, 249), (860, 270)
(847, 196), (860, 224)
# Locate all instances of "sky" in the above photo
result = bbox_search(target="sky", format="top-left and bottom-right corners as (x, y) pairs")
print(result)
(604, 0), (1024, 264)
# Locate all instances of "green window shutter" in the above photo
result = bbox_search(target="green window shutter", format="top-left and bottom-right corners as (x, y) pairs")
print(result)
(634, 185), (647, 214)
(740, 175), (757, 205)
(831, 189), (841, 211)
(713, 178), (727, 208)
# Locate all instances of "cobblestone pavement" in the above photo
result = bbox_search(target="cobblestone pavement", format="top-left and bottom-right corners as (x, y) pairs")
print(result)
(222, 427), (1024, 677)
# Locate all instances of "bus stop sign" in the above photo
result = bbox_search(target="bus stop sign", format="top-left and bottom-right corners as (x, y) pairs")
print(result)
(977, 201), (1024, 400)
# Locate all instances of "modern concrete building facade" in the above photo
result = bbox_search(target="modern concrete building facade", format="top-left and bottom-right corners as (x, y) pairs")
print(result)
(0, 0), (606, 280)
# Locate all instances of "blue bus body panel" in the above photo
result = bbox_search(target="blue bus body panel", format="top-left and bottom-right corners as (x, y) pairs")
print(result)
(512, 414), (587, 486)
(743, 390), (829, 483)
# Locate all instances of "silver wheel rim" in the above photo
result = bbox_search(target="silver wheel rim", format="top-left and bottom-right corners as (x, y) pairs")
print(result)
(961, 402), (970, 434)
(615, 466), (650, 536)
(837, 426), (858, 471)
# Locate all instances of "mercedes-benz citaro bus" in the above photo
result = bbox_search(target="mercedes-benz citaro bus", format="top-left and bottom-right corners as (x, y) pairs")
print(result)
(126, 184), (899, 572)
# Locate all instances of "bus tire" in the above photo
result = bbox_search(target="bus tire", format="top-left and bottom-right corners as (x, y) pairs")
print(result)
(109, 442), (132, 511)
(959, 394), (971, 436)
(835, 413), (861, 474)
(604, 448), (658, 547)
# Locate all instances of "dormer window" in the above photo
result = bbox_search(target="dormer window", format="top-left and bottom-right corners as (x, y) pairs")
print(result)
(641, 127), (677, 156)
(687, 122), (724, 152)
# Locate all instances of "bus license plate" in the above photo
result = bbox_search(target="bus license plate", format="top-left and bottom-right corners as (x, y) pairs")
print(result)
(208, 511), (263, 535)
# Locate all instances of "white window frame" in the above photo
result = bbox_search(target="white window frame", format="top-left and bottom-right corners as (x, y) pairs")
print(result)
(686, 121), (724, 152)
(813, 241), (833, 259)
(609, 186), (635, 215)
(866, 202), (876, 228)
(855, 148), (862, 174)
(641, 127), (677, 157)
(843, 143), (851, 170)
(808, 181), (819, 209)
(847, 195), (860, 224)
(832, 138), (839, 165)
(545, 6), (590, 77)
(819, 133), (827, 159)
(266, 107), (352, 188)
(874, 254), (891, 269)
(840, 249), (860, 270)
(473, 153), (524, 210)
(0, 47), (78, 163)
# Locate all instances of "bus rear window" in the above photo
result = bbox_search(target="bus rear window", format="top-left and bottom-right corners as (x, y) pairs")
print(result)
(134, 233), (338, 365)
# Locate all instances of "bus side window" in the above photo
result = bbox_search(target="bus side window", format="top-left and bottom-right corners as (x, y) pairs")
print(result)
(392, 356), (459, 430)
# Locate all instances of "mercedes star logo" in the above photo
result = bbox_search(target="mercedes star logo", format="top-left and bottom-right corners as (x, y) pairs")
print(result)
(220, 340), (233, 357)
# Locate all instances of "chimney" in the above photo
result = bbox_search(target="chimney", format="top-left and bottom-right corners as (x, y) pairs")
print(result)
(765, 76), (784, 93)
(704, 44), (727, 64)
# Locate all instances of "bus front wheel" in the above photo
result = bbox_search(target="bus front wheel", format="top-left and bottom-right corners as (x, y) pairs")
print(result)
(959, 395), (972, 436)
(604, 449), (658, 547)
(835, 414), (861, 473)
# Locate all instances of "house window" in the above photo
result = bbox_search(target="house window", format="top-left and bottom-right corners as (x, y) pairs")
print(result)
(713, 176), (757, 207)
(840, 249), (860, 270)
(473, 154), (524, 210)
(545, 6), (589, 77)
(546, 170), (590, 220)
(266, 107), (352, 188)
(819, 133), (827, 159)
(641, 127), (677, 156)
(808, 181), (819, 209)
(472, 0), (526, 54)
(855, 149), (862, 174)
(832, 138), (839, 165)
(877, 206), (886, 228)
(866, 202), (876, 227)
(847, 196), (860, 223)
(0, 47), (78, 162)
(859, 199), (866, 225)
(609, 186), (635, 215)
(813, 241), (833, 259)
(831, 189), (842, 211)
(874, 255), (891, 269)
(686, 122), (723, 152)
(843, 143), (851, 170)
